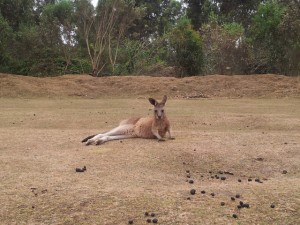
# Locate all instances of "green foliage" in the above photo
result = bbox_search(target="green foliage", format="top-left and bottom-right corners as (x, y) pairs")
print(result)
(0, 0), (298, 76)
(201, 21), (248, 75)
(169, 17), (204, 76)
(248, 0), (287, 73)
(250, 0), (286, 41)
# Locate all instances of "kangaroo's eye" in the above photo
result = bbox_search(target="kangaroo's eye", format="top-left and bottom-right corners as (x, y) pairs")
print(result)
(154, 110), (157, 113)
(161, 110), (164, 113)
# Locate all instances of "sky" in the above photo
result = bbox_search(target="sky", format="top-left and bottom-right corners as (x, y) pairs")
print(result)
(91, 0), (97, 7)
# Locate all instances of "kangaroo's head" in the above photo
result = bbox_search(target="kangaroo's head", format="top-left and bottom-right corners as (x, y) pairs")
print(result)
(149, 95), (167, 120)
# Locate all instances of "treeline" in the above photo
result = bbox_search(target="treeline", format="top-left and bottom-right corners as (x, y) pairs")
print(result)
(0, 0), (299, 76)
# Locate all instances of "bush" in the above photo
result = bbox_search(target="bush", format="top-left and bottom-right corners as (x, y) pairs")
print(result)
(169, 17), (204, 76)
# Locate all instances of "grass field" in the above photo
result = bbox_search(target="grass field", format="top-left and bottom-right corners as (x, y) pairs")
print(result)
(0, 97), (299, 225)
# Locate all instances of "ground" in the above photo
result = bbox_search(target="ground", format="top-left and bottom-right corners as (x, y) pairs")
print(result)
(0, 73), (299, 225)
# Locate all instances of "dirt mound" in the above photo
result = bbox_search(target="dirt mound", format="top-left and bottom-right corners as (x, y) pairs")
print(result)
(0, 73), (299, 98)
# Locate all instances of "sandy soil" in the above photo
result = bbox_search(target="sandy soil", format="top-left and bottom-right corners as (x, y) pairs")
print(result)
(0, 73), (299, 99)
(0, 74), (300, 225)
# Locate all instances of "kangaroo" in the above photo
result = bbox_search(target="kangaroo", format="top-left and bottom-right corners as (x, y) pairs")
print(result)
(82, 95), (174, 145)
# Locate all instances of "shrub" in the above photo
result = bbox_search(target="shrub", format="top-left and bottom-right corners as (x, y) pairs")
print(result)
(169, 17), (204, 76)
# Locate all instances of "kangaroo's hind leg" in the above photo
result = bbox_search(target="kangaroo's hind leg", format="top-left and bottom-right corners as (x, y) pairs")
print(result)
(85, 124), (135, 145)
(95, 134), (134, 145)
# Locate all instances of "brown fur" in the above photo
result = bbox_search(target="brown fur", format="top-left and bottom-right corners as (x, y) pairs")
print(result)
(83, 96), (173, 145)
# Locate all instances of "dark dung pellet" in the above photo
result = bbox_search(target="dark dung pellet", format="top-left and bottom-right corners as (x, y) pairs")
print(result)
(232, 214), (238, 218)
(235, 194), (240, 198)
(75, 168), (84, 172)
(271, 204), (275, 208)
(152, 218), (158, 223)
(239, 201), (244, 206)
(231, 197), (235, 201)
(187, 197), (191, 200)
(201, 190), (206, 194)
(282, 170), (287, 174)
(220, 202), (225, 206)
(144, 212), (149, 216)
(248, 178), (252, 182)
(211, 193), (215, 197)
(186, 170), (190, 173)
(189, 180), (194, 184)
(187, 175), (191, 178)
(128, 220), (133, 224)
(190, 189), (196, 195)
(238, 179), (242, 182)
(146, 218), (151, 223)
(255, 178), (260, 182)
(237, 205), (242, 209)
(221, 177), (226, 180)
(150, 213), (155, 217)
(243, 203), (250, 208)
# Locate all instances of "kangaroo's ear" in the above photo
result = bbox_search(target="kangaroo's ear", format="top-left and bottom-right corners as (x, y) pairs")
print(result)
(149, 98), (158, 106)
(161, 95), (167, 105)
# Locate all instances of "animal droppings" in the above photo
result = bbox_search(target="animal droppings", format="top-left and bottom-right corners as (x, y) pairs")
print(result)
(211, 193), (215, 197)
(282, 170), (287, 174)
(146, 218), (152, 223)
(152, 218), (158, 223)
(187, 197), (191, 200)
(255, 178), (260, 182)
(201, 190), (206, 194)
(220, 202), (225, 206)
(248, 178), (252, 182)
(239, 201), (244, 206)
(232, 214), (238, 218)
(144, 212), (149, 216)
(187, 175), (191, 178)
(186, 170), (190, 173)
(235, 194), (240, 198)
(75, 168), (84, 172)
(150, 213), (155, 217)
(221, 177), (226, 180)
(190, 189), (196, 195)
(243, 203), (250, 208)
(238, 179), (242, 182)
(189, 180), (194, 184)
(83, 166), (86, 171)
(231, 197), (235, 201)
(128, 220), (134, 224)
(271, 204), (275, 208)
(237, 205), (242, 209)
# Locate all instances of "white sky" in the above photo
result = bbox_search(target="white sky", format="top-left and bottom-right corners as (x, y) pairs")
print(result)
(91, 0), (97, 7)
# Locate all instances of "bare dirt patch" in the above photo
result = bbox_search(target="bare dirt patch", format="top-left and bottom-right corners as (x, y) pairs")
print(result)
(0, 97), (299, 225)
(0, 73), (299, 98)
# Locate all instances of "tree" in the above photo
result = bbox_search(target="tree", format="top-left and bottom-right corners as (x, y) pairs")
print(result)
(76, 0), (140, 75)
(169, 17), (204, 76)
(248, 0), (287, 73)
(201, 13), (249, 74)
(128, 0), (182, 40)
(184, 0), (217, 30)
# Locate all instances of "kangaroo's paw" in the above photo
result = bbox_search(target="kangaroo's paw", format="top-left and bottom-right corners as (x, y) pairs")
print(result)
(95, 138), (105, 145)
(85, 139), (94, 146)
(158, 138), (166, 142)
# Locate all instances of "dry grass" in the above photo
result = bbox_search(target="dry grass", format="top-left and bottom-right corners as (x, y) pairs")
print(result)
(0, 97), (299, 225)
